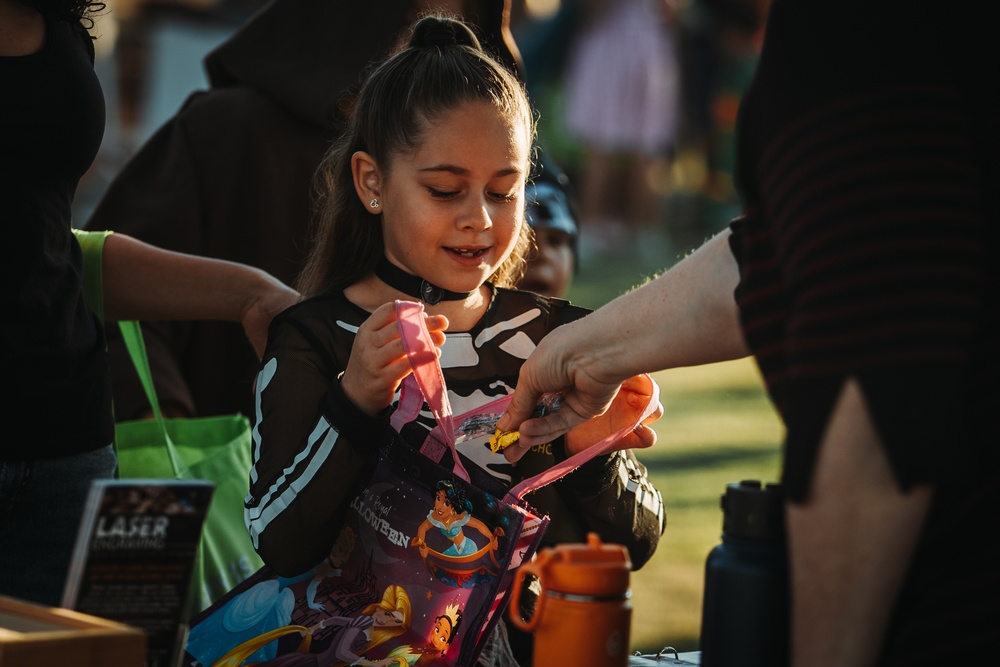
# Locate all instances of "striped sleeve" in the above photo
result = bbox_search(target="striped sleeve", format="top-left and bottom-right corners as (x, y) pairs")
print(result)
(245, 314), (386, 576)
(734, 83), (989, 500)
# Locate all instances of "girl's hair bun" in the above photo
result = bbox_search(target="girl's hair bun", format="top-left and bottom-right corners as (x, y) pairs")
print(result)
(409, 15), (481, 51)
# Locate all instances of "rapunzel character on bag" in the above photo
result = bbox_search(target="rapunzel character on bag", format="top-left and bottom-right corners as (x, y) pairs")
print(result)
(185, 526), (358, 666)
(205, 583), (413, 667)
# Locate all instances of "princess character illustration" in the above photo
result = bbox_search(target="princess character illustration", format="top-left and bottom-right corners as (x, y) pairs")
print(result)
(410, 481), (504, 589)
(412, 481), (498, 558)
(383, 602), (463, 666)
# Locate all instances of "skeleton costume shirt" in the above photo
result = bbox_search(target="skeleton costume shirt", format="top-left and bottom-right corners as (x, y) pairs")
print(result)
(246, 286), (665, 596)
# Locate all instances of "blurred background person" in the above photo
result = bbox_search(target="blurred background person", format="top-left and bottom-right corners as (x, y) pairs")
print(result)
(519, 158), (580, 298)
(673, 0), (768, 234)
(513, 0), (769, 257)
(560, 0), (681, 257)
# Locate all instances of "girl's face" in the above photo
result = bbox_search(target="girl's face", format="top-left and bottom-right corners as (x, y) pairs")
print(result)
(377, 100), (530, 295)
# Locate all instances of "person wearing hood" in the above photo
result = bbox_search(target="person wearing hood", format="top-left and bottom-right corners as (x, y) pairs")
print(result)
(84, 0), (530, 423)
(84, 0), (417, 421)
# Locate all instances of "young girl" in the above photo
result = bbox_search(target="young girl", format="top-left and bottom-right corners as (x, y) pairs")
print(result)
(246, 14), (663, 664)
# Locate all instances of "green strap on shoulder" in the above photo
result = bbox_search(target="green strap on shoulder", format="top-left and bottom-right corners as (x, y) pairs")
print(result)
(73, 228), (111, 322)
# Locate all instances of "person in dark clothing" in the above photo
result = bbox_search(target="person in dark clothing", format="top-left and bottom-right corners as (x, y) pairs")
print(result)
(0, 0), (298, 607)
(85, 5), (660, 665)
(499, 1), (998, 665)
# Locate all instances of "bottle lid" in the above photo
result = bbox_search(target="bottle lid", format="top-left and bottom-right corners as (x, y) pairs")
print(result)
(538, 533), (632, 596)
(720, 480), (785, 541)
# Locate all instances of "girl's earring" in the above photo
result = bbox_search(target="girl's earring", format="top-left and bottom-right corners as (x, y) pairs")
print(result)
(370, 198), (380, 209)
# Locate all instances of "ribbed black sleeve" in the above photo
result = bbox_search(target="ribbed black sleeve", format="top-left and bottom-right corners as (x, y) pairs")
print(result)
(727, 2), (999, 663)
(730, 0), (997, 501)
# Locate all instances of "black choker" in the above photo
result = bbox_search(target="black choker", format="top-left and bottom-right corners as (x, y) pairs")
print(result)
(374, 257), (476, 305)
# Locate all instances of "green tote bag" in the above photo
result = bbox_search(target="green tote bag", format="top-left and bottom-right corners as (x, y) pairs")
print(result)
(114, 321), (265, 614)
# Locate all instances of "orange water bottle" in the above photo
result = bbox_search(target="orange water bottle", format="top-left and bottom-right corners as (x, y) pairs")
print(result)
(509, 533), (632, 666)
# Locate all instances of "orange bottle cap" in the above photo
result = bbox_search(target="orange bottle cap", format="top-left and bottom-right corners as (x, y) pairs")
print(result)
(538, 533), (632, 597)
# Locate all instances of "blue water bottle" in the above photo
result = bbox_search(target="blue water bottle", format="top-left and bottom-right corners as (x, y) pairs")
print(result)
(699, 480), (789, 667)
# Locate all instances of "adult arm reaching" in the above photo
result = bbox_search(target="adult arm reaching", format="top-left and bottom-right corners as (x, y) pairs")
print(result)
(506, 3), (997, 665)
(498, 230), (747, 460)
(99, 232), (301, 358)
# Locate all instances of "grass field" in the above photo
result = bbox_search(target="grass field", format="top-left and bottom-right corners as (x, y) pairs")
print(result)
(561, 238), (785, 654)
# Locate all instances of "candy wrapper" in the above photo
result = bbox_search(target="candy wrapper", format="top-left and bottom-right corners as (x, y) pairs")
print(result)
(487, 393), (562, 453)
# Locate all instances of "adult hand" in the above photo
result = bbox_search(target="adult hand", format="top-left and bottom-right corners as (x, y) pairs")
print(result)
(501, 373), (661, 463)
(241, 276), (301, 358)
(496, 327), (627, 462)
(564, 373), (662, 456)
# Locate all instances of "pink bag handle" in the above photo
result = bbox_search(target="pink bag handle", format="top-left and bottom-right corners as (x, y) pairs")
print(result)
(393, 300), (660, 500)
(507, 373), (658, 498)
(389, 374), (425, 433)
(395, 300), (470, 481)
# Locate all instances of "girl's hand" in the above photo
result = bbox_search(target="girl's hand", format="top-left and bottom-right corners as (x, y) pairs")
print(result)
(340, 302), (447, 416)
(563, 374), (662, 456)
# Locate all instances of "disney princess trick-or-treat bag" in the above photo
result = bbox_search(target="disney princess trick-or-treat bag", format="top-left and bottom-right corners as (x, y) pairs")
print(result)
(184, 302), (659, 667)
